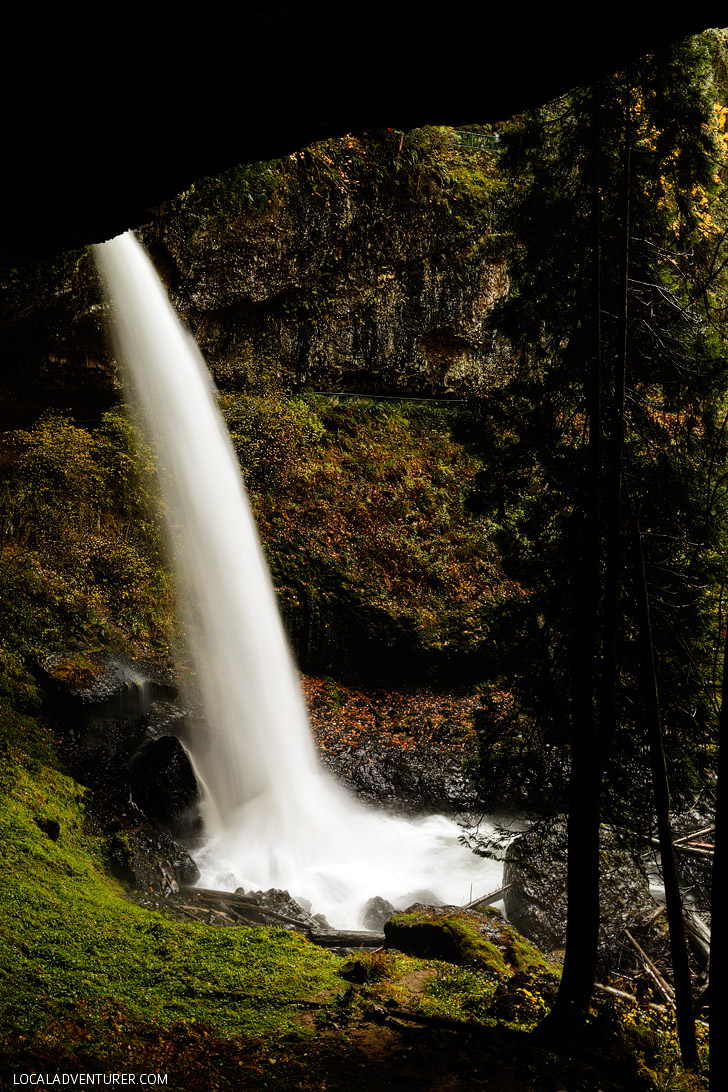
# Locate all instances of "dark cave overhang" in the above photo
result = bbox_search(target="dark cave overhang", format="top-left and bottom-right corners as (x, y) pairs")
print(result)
(1, 4), (723, 267)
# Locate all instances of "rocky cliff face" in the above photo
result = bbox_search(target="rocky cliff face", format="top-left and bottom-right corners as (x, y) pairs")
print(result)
(0, 129), (506, 421)
(147, 133), (507, 396)
(0, 250), (111, 424)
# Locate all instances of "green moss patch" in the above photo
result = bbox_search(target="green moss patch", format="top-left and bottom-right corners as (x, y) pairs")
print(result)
(0, 763), (342, 1073)
(384, 904), (554, 977)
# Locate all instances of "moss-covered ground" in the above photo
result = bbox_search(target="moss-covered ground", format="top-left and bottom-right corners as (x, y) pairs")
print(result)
(0, 756), (338, 1073)
(0, 737), (709, 1090)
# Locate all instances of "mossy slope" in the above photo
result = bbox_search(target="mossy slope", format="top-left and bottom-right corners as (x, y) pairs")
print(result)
(0, 762), (341, 1081)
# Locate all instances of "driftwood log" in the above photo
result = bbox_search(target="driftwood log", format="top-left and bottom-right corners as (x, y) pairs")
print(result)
(463, 882), (512, 910)
(175, 887), (386, 947)
(307, 930), (386, 948)
(624, 928), (676, 1007)
(649, 825), (715, 861)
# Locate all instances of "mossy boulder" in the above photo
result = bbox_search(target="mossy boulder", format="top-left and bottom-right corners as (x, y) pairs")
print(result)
(383, 903), (552, 975)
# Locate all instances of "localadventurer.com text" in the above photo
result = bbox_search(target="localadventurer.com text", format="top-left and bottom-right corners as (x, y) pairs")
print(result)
(13, 1076), (168, 1086)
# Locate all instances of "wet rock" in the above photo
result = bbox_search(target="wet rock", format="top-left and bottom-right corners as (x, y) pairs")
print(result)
(361, 896), (396, 930)
(107, 825), (199, 894)
(41, 651), (176, 722)
(244, 888), (332, 932)
(143, 700), (189, 740)
(322, 743), (478, 815)
(503, 821), (655, 957)
(127, 734), (201, 839)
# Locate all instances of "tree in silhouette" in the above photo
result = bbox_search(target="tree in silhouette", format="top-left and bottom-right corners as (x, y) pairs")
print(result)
(466, 31), (728, 1038)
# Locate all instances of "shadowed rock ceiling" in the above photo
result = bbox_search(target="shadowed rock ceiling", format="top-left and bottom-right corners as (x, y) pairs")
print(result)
(2, 4), (723, 267)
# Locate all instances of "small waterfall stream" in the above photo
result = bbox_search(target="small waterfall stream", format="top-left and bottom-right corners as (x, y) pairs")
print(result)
(94, 231), (501, 927)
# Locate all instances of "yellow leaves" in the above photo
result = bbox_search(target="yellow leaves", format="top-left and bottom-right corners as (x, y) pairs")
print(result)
(711, 100), (728, 157)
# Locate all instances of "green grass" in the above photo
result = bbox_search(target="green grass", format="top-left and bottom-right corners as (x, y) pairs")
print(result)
(0, 762), (342, 1076)
(0, 756), (710, 1090)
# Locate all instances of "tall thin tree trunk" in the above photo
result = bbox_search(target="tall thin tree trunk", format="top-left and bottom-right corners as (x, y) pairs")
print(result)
(710, 632), (727, 1089)
(600, 74), (630, 759)
(632, 514), (699, 1069)
(544, 83), (603, 1027)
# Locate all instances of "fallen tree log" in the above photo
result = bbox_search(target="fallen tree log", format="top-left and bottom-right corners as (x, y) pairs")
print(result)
(684, 908), (711, 969)
(650, 837), (714, 860)
(176, 887), (385, 946)
(595, 982), (667, 1013)
(624, 928), (675, 1007)
(308, 930), (386, 948)
(464, 882), (513, 910)
(673, 825), (714, 846)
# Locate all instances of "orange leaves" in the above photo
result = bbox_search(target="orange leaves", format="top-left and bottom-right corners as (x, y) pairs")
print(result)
(301, 674), (477, 757)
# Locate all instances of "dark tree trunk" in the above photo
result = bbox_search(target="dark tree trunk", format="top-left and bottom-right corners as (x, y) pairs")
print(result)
(710, 633), (727, 1090)
(632, 514), (699, 1069)
(600, 74), (630, 758)
(543, 84), (604, 1027)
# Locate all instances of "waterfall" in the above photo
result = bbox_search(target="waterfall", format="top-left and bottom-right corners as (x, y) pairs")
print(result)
(94, 230), (501, 927)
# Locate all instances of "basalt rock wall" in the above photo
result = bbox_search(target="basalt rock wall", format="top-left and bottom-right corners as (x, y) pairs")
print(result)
(144, 138), (508, 397)
(0, 131), (506, 422)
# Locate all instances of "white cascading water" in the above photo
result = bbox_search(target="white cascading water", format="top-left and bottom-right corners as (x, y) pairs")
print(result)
(94, 230), (502, 928)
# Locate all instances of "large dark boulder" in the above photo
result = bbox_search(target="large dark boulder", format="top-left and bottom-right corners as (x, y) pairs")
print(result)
(128, 735), (201, 840)
(503, 822), (656, 957)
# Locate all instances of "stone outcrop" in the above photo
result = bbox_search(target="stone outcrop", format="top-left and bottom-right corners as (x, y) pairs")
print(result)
(144, 153), (508, 397)
(320, 741), (478, 815)
(502, 821), (656, 956)
(384, 902), (554, 975)
(42, 651), (176, 721)
(40, 650), (202, 875)
(0, 134), (507, 422)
